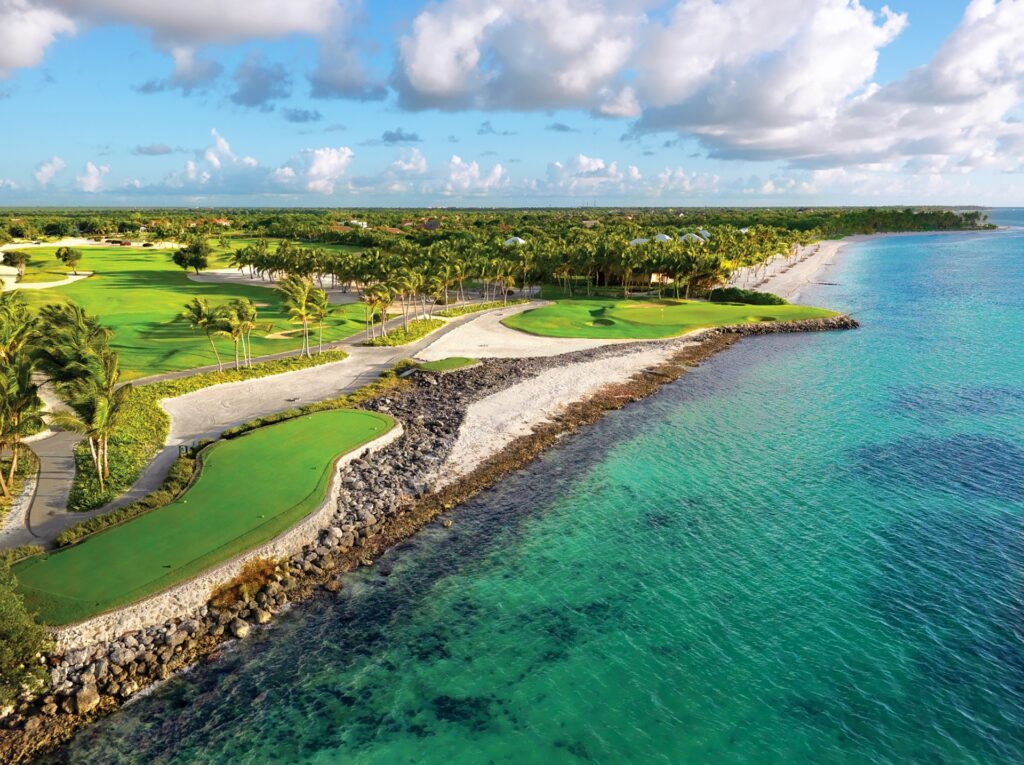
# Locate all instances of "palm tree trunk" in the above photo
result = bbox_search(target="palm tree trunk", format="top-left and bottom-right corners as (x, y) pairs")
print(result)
(102, 435), (110, 479)
(0, 454), (11, 499)
(233, 339), (240, 370)
(8, 441), (18, 488)
(318, 321), (324, 354)
(207, 332), (223, 372)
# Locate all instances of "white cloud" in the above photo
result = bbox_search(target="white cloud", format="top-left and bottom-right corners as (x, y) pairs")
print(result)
(303, 146), (354, 193)
(0, 178), (18, 190)
(546, 153), (624, 191)
(396, 0), (642, 111)
(445, 155), (506, 193)
(0, 0), (75, 76)
(75, 161), (110, 192)
(1, 0), (377, 94)
(392, 147), (428, 175)
(34, 155), (66, 187)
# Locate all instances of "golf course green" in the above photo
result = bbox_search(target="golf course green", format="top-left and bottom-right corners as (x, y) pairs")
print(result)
(17, 246), (369, 379)
(501, 297), (836, 339)
(14, 409), (394, 625)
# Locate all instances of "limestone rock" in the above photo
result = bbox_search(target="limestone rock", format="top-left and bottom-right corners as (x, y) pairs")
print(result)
(74, 686), (100, 715)
(230, 619), (250, 639)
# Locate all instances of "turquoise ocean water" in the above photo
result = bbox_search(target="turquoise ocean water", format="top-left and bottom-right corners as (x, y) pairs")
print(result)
(44, 213), (1024, 764)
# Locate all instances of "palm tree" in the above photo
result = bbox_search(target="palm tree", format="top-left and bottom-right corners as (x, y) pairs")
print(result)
(0, 354), (42, 498)
(277, 275), (314, 356)
(308, 288), (331, 354)
(0, 292), (35, 364)
(180, 297), (226, 371)
(228, 298), (260, 366)
(49, 350), (131, 492)
(216, 304), (245, 370)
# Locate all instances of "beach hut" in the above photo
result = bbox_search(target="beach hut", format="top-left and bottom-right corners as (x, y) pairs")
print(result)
(628, 237), (650, 246)
(680, 232), (705, 244)
(698, 229), (712, 240)
(739, 227), (750, 234)
(654, 233), (673, 242)
(503, 236), (527, 247)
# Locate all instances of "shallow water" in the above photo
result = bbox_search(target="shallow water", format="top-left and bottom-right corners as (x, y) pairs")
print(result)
(44, 214), (1024, 764)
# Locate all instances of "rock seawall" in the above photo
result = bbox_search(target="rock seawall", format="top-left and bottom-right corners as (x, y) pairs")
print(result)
(0, 314), (857, 762)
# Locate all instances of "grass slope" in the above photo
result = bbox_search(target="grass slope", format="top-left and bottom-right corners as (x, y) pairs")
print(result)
(502, 297), (836, 340)
(418, 357), (477, 373)
(18, 246), (368, 379)
(15, 410), (393, 625)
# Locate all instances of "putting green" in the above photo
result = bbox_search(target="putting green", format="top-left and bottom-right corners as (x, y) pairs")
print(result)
(14, 410), (394, 625)
(501, 297), (836, 339)
(17, 246), (369, 379)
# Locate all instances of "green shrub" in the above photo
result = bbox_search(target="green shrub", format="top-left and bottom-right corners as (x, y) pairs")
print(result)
(67, 350), (349, 512)
(0, 560), (51, 706)
(436, 299), (527, 317)
(0, 545), (45, 566)
(364, 319), (444, 347)
(708, 287), (788, 305)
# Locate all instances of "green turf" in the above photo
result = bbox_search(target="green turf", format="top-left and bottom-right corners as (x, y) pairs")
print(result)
(501, 297), (836, 339)
(17, 246), (370, 379)
(418, 357), (478, 373)
(14, 410), (394, 625)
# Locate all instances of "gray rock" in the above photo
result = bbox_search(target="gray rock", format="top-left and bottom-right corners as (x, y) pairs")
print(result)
(109, 647), (135, 666)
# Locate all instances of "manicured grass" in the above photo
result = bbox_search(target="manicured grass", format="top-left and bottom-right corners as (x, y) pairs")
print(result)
(18, 246), (369, 379)
(501, 297), (836, 339)
(15, 410), (394, 625)
(418, 357), (477, 373)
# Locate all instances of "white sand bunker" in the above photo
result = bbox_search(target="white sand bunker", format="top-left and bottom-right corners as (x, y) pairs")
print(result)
(437, 346), (682, 484)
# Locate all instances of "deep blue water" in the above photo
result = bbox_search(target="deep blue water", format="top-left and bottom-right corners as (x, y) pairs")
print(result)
(44, 214), (1024, 764)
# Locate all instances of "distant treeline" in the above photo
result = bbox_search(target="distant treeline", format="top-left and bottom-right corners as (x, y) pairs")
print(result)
(0, 206), (991, 249)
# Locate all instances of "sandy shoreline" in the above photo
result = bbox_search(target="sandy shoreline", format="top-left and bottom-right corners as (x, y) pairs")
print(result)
(753, 229), (978, 304)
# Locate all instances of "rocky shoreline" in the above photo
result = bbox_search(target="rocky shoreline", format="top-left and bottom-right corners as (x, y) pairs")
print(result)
(0, 314), (857, 763)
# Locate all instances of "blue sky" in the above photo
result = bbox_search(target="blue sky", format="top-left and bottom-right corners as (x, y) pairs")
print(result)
(0, 0), (1021, 206)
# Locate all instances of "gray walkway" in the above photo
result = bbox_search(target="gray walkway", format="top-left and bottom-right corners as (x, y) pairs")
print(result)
(6, 306), (503, 549)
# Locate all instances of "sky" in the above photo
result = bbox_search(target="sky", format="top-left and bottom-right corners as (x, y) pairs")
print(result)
(0, 0), (1022, 207)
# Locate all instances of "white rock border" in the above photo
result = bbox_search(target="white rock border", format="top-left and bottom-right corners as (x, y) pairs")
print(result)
(52, 420), (403, 651)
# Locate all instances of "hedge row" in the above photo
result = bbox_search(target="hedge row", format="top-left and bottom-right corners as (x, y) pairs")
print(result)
(435, 299), (528, 317)
(0, 544), (44, 566)
(363, 319), (444, 347)
(708, 287), (789, 305)
(67, 350), (350, 512)
(55, 455), (198, 547)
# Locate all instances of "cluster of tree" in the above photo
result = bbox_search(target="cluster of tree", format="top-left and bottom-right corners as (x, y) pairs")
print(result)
(1, 206), (990, 251)
(180, 297), (267, 370)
